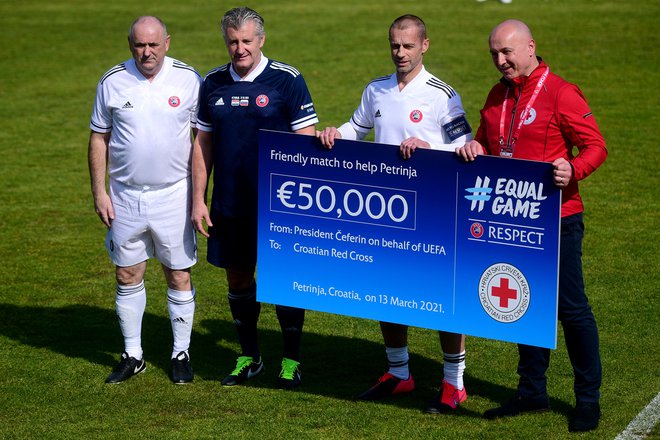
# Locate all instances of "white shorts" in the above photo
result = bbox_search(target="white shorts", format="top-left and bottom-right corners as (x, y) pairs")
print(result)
(106, 177), (197, 270)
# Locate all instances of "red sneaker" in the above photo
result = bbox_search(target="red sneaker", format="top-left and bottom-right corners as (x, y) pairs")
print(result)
(357, 372), (415, 400)
(425, 380), (467, 413)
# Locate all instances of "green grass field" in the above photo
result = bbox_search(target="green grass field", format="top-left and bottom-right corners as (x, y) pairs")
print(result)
(0, 0), (658, 438)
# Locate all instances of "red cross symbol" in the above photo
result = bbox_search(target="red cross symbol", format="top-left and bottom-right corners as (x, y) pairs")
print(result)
(491, 277), (518, 308)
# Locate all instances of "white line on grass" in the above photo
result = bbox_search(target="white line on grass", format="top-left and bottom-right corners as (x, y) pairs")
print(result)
(614, 391), (660, 440)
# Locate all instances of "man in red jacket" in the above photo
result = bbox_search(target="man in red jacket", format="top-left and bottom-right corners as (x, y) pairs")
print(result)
(456, 19), (607, 432)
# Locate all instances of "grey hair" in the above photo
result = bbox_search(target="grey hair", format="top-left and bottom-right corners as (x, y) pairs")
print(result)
(128, 16), (168, 41)
(220, 7), (265, 42)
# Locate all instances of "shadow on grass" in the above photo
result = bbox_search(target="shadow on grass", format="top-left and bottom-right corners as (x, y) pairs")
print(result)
(0, 302), (573, 418)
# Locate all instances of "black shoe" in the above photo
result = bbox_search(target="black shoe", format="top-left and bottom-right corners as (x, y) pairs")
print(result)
(484, 392), (550, 419)
(221, 356), (264, 386)
(569, 402), (600, 432)
(275, 358), (301, 390)
(105, 352), (146, 384)
(171, 351), (193, 384)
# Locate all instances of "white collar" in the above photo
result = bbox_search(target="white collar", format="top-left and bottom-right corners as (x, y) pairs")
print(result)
(394, 64), (428, 91)
(129, 56), (172, 83)
(229, 54), (269, 82)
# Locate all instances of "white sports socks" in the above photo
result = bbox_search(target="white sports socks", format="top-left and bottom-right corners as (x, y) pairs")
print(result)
(386, 346), (410, 379)
(443, 350), (466, 390)
(167, 287), (195, 359)
(115, 281), (147, 360)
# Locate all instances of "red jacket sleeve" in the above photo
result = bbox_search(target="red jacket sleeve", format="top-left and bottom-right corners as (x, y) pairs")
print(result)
(556, 84), (608, 181)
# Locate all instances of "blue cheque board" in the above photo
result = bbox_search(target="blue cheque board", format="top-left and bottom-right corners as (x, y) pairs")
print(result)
(257, 130), (561, 349)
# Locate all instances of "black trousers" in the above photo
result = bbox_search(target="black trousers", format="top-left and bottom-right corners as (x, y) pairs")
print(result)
(517, 213), (602, 404)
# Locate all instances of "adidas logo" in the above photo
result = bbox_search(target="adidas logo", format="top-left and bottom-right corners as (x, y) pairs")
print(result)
(215, 97), (225, 106)
(375, 109), (382, 118)
(122, 101), (133, 109)
(173, 317), (187, 324)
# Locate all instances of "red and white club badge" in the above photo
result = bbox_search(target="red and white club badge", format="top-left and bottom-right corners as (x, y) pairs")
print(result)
(470, 222), (484, 239)
(479, 263), (530, 323)
(409, 109), (423, 123)
(256, 94), (269, 107)
(168, 96), (181, 107)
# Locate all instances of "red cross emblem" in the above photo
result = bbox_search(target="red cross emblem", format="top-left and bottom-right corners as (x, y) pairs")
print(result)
(479, 263), (530, 323)
(491, 277), (518, 308)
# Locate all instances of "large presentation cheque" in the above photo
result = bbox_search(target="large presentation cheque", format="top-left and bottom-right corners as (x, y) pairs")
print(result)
(257, 130), (561, 349)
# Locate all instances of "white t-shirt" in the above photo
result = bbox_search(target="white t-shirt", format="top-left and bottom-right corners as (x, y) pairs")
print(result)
(343, 66), (472, 150)
(90, 56), (202, 187)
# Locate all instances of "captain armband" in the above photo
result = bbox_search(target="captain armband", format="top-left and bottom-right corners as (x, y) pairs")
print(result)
(442, 116), (472, 142)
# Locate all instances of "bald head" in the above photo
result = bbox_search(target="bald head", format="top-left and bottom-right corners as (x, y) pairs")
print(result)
(489, 19), (538, 80)
(129, 16), (168, 41)
(490, 19), (533, 44)
(127, 16), (170, 81)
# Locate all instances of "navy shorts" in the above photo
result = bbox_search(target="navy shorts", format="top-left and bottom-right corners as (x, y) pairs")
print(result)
(206, 211), (257, 270)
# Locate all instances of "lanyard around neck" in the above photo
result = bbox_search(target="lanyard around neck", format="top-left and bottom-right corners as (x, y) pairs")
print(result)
(498, 67), (550, 157)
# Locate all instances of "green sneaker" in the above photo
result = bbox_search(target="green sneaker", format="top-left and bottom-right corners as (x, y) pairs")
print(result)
(221, 355), (264, 386)
(276, 358), (301, 389)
